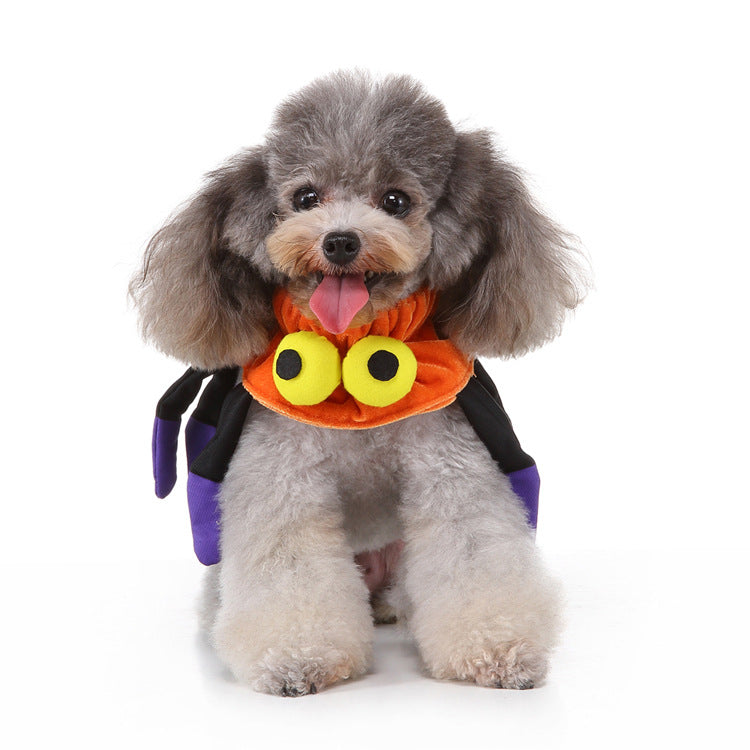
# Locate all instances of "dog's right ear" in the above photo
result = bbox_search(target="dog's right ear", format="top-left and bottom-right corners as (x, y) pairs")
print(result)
(130, 148), (278, 369)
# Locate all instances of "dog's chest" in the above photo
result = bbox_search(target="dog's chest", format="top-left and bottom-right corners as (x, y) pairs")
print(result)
(242, 403), (407, 553)
(330, 426), (404, 553)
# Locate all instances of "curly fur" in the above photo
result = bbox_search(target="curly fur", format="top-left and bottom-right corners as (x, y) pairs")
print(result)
(133, 71), (587, 695)
(430, 131), (586, 356)
(130, 149), (279, 368)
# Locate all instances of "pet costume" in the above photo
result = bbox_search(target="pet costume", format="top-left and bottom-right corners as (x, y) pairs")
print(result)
(152, 289), (540, 565)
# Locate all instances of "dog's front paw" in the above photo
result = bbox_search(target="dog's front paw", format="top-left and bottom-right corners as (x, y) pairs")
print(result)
(430, 638), (549, 689)
(213, 609), (372, 696)
(411, 574), (562, 690)
(252, 645), (366, 696)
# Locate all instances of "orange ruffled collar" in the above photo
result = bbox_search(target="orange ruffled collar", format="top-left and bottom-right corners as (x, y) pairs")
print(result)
(242, 288), (473, 429)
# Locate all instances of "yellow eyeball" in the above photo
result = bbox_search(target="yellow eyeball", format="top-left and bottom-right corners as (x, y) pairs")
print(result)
(272, 332), (341, 405)
(342, 336), (418, 407)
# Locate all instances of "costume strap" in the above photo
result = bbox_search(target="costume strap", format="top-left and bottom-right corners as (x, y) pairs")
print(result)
(456, 360), (541, 529)
(187, 383), (254, 564)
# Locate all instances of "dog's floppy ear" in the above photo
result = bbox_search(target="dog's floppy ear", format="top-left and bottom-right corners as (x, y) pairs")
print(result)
(130, 148), (278, 369)
(431, 131), (587, 358)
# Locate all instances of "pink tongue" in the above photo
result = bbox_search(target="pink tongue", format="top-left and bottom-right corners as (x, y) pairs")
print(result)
(309, 274), (370, 334)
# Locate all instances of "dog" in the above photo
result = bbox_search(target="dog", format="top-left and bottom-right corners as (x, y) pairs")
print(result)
(131, 71), (586, 696)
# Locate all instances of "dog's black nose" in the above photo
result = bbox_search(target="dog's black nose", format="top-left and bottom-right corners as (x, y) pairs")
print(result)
(322, 232), (361, 266)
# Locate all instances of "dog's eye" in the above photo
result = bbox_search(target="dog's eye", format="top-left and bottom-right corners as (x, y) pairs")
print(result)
(292, 187), (320, 211)
(381, 190), (411, 218)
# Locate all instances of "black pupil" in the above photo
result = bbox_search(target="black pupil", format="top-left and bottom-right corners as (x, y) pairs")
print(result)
(367, 350), (399, 381)
(294, 189), (318, 211)
(276, 349), (302, 380)
(383, 191), (409, 216)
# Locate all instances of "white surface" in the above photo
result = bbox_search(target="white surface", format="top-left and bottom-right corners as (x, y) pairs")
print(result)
(6, 551), (747, 748)
(2, 1), (748, 747)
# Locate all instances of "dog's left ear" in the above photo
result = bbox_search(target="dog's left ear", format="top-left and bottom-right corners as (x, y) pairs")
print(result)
(430, 130), (588, 358)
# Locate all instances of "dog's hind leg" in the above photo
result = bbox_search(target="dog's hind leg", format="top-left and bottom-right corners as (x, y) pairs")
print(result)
(395, 406), (563, 689)
(211, 408), (373, 696)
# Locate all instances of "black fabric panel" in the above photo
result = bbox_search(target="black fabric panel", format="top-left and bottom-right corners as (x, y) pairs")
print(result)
(190, 384), (254, 482)
(455, 366), (535, 474)
(472, 359), (502, 405)
(155, 368), (211, 421)
(191, 368), (239, 426)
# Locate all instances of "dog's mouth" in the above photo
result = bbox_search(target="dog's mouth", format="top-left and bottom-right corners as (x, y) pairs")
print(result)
(309, 271), (388, 334)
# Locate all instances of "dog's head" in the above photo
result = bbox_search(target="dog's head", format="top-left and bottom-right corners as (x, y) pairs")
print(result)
(131, 71), (586, 369)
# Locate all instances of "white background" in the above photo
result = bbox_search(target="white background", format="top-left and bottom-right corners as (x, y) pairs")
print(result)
(2, 1), (748, 747)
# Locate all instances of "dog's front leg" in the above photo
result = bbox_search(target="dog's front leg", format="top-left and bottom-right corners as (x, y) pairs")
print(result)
(397, 407), (563, 689)
(212, 412), (373, 696)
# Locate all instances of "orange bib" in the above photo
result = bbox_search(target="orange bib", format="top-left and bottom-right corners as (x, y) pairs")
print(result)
(242, 288), (473, 429)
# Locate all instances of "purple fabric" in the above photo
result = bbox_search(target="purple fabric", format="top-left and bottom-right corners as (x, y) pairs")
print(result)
(187, 472), (221, 565)
(152, 417), (181, 499)
(185, 417), (216, 468)
(508, 464), (540, 530)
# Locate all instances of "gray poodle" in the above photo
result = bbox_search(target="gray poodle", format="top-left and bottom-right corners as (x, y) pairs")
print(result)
(132, 71), (586, 696)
